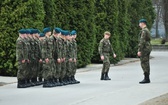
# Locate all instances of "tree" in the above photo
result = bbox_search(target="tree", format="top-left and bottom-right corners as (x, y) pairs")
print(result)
(162, 0), (168, 40)
(126, 0), (155, 57)
(0, 0), (44, 76)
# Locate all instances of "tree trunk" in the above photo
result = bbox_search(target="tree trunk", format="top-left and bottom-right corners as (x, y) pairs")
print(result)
(162, 0), (168, 40)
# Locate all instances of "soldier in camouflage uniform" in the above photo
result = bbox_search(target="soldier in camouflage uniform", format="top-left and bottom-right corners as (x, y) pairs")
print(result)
(71, 30), (80, 84)
(138, 19), (152, 84)
(38, 33), (45, 85)
(52, 28), (63, 86)
(65, 31), (73, 84)
(16, 29), (29, 88)
(42, 27), (55, 87)
(98, 31), (116, 80)
(32, 29), (42, 85)
(60, 30), (67, 85)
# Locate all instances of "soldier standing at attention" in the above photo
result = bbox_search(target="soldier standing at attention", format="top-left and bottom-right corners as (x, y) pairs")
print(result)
(138, 19), (152, 84)
(42, 27), (55, 87)
(52, 28), (63, 86)
(98, 31), (116, 80)
(71, 30), (80, 84)
(16, 29), (29, 88)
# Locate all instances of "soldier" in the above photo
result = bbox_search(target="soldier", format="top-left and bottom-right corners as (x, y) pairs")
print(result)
(71, 30), (80, 84)
(138, 19), (152, 84)
(16, 29), (29, 88)
(98, 31), (116, 80)
(59, 30), (68, 85)
(42, 27), (55, 87)
(52, 28), (63, 86)
(32, 29), (42, 85)
(65, 31), (73, 84)
(38, 33), (45, 85)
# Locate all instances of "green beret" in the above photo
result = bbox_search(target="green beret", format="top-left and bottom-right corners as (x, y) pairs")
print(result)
(139, 19), (147, 24)
(70, 30), (77, 35)
(54, 27), (61, 33)
(64, 30), (70, 36)
(39, 33), (45, 37)
(26, 29), (31, 34)
(43, 27), (51, 34)
(18, 29), (26, 34)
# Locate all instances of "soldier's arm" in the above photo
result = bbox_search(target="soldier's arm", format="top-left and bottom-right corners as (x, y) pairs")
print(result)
(41, 39), (47, 61)
(138, 31), (146, 52)
(98, 40), (103, 56)
(16, 40), (24, 62)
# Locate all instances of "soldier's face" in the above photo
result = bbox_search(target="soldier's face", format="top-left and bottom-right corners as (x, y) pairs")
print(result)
(104, 34), (110, 39)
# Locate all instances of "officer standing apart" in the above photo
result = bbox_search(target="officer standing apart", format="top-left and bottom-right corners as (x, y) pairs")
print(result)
(98, 31), (116, 80)
(138, 19), (152, 84)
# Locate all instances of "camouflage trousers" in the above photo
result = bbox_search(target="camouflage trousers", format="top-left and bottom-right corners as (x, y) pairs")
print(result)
(102, 54), (110, 73)
(71, 62), (77, 76)
(17, 62), (28, 80)
(60, 61), (66, 79)
(66, 61), (73, 77)
(38, 62), (43, 78)
(42, 59), (55, 80)
(140, 51), (151, 74)
(54, 61), (61, 79)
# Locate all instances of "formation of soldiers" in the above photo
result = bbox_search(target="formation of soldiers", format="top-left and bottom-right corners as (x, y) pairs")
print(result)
(16, 27), (80, 88)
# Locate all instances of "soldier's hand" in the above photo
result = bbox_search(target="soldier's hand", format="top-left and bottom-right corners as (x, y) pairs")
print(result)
(101, 56), (104, 61)
(57, 58), (61, 63)
(137, 52), (141, 57)
(74, 58), (76, 63)
(113, 54), (116, 58)
(69, 58), (72, 62)
(22, 60), (25, 63)
(45, 58), (49, 63)
(39, 59), (43, 63)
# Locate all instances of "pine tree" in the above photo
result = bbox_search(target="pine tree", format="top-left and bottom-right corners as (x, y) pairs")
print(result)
(0, 0), (44, 76)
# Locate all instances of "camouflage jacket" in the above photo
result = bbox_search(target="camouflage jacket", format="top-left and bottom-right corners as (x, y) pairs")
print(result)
(16, 37), (28, 61)
(42, 36), (54, 60)
(138, 27), (152, 52)
(98, 38), (114, 56)
(72, 39), (77, 59)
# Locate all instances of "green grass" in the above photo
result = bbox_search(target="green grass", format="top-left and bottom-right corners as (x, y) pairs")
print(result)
(151, 38), (168, 45)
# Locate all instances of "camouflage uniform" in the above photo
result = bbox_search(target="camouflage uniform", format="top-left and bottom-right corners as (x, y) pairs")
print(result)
(138, 27), (152, 83)
(98, 38), (114, 80)
(16, 36), (29, 88)
(52, 35), (62, 84)
(42, 36), (55, 87)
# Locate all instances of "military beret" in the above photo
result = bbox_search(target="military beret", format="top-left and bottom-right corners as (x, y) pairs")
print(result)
(18, 29), (26, 34)
(39, 33), (45, 37)
(26, 29), (31, 34)
(43, 27), (51, 34)
(34, 29), (40, 34)
(28, 29), (34, 34)
(70, 30), (77, 35)
(64, 30), (70, 36)
(54, 27), (61, 33)
(139, 19), (147, 24)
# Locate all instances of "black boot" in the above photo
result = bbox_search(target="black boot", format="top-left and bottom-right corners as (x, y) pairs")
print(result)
(72, 76), (80, 84)
(139, 73), (150, 84)
(38, 77), (43, 85)
(25, 79), (31, 87)
(100, 73), (105, 80)
(17, 79), (26, 88)
(43, 79), (53, 88)
(104, 72), (111, 80)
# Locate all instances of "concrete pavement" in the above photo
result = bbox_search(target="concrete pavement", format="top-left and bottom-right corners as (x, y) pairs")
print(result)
(0, 51), (168, 105)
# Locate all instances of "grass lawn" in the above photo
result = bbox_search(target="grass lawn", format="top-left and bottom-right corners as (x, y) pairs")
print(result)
(151, 38), (168, 45)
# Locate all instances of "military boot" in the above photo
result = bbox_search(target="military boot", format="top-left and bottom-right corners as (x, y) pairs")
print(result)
(72, 76), (80, 84)
(55, 78), (62, 86)
(43, 79), (53, 88)
(59, 78), (64, 86)
(38, 77), (43, 85)
(25, 79), (31, 87)
(104, 72), (111, 80)
(100, 73), (105, 80)
(139, 73), (150, 84)
(17, 79), (26, 88)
